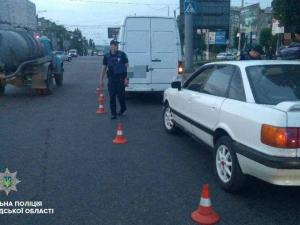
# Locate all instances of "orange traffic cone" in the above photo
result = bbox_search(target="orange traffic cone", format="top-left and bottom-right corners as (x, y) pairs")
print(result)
(96, 103), (107, 114)
(113, 123), (127, 144)
(98, 92), (105, 102)
(191, 184), (220, 225)
(96, 92), (107, 114)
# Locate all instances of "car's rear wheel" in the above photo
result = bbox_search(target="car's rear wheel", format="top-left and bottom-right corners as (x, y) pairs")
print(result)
(163, 104), (179, 134)
(214, 136), (245, 192)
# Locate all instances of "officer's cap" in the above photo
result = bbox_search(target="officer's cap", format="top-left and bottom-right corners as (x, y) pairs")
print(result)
(110, 40), (119, 45)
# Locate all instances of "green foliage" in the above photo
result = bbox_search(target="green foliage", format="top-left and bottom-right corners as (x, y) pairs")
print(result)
(38, 17), (95, 55)
(260, 28), (272, 47)
(272, 0), (300, 31)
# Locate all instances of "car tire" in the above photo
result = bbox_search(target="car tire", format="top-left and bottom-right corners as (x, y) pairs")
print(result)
(163, 104), (179, 134)
(0, 83), (5, 96)
(214, 136), (246, 192)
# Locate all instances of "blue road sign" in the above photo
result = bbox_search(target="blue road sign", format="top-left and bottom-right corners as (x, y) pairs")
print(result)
(215, 31), (226, 45)
(184, 0), (196, 14)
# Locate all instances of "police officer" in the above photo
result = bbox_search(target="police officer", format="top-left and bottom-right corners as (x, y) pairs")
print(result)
(100, 40), (129, 119)
(240, 45), (263, 60)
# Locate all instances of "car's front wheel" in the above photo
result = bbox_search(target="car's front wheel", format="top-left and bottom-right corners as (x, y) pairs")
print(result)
(214, 136), (246, 192)
(163, 104), (179, 134)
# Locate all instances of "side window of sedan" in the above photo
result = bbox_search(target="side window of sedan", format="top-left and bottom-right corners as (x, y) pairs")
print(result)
(228, 69), (246, 102)
(202, 65), (235, 97)
(184, 67), (214, 92)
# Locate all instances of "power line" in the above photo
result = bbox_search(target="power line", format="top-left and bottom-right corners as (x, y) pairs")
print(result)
(69, 0), (177, 6)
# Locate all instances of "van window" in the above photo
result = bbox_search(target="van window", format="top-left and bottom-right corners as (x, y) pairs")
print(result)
(126, 31), (150, 53)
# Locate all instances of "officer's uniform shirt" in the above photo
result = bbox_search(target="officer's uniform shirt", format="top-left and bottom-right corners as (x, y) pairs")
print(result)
(103, 50), (128, 82)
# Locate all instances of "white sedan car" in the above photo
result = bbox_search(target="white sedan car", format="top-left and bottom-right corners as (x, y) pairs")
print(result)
(163, 60), (300, 192)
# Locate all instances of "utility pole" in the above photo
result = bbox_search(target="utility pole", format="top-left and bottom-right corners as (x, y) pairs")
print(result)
(184, 0), (195, 72)
(237, 0), (245, 56)
(206, 30), (209, 60)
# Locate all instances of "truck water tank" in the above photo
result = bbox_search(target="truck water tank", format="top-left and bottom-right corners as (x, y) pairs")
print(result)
(0, 30), (45, 73)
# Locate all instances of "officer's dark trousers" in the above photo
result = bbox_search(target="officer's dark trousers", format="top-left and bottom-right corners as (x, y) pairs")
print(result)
(108, 81), (126, 116)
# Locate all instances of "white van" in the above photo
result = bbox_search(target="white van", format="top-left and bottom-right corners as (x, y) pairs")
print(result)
(118, 16), (183, 92)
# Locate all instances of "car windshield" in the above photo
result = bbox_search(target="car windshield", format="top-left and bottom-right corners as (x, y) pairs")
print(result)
(246, 65), (300, 105)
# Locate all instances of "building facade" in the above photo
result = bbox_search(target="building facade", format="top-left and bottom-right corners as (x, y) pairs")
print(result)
(0, 0), (37, 30)
(240, 3), (272, 46)
(180, 0), (230, 36)
(179, 0), (230, 53)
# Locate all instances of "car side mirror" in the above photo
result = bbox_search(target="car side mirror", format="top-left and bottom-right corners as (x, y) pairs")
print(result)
(171, 81), (181, 91)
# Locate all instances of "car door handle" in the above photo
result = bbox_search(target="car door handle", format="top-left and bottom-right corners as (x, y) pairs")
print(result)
(152, 59), (161, 62)
(146, 66), (154, 72)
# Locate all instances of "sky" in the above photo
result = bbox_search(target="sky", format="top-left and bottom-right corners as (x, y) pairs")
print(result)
(31, 0), (273, 45)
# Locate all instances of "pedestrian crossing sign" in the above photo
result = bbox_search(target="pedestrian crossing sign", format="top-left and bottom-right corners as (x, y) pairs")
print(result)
(184, 0), (196, 14)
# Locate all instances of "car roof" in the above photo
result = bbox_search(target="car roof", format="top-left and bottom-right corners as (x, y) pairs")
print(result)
(205, 60), (300, 69)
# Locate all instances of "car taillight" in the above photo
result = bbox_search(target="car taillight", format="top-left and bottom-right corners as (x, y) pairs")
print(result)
(178, 61), (184, 75)
(261, 124), (300, 148)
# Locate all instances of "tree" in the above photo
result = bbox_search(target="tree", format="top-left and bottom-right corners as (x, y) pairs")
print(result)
(260, 28), (272, 48)
(272, 0), (300, 32)
(259, 27), (277, 52)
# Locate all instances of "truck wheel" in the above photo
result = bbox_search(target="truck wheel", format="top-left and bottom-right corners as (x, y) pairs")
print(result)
(55, 73), (63, 86)
(0, 83), (5, 96)
(214, 136), (246, 193)
(45, 68), (54, 95)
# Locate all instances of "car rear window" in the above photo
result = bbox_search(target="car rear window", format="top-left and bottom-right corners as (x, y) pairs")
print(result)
(246, 65), (300, 105)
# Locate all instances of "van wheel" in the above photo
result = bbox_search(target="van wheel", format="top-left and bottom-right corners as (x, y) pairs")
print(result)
(163, 104), (179, 134)
(0, 83), (5, 96)
(214, 136), (245, 192)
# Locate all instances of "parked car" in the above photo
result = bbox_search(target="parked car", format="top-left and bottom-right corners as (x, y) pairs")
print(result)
(54, 51), (70, 62)
(97, 51), (104, 56)
(118, 16), (183, 92)
(69, 49), (78, 57)
(216, 52), (236, 60)
(163, 60), (300, 192)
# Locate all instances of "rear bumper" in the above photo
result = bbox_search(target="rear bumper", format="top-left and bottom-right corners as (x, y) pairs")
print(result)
(234, 142), (300, 169)
(234, 142), (300, 185)
(126, 83), (170, 92)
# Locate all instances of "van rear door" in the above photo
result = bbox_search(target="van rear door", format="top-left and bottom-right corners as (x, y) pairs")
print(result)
(150, 18), (179, 84)
(123, 18), (151, 84)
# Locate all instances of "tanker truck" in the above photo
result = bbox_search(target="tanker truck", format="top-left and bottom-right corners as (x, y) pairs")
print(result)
(0, 30), (64, 95)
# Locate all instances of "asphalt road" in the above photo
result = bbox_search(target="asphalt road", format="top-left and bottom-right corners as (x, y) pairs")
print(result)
(1, 56), (300, 225)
